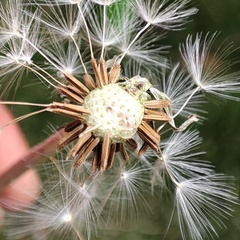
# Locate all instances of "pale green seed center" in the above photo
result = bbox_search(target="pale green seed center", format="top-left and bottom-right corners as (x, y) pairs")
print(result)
(83, 84), (144, 142)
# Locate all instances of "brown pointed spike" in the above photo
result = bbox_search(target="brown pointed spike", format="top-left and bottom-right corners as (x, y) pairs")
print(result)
(91, 58), (104, 89)
(108, 63), (120, 83)
(138, 142), (150, 156)
(119, 143), (129, 161)
(74, 137), (100, 167)
(145, 108), (169, 116)
(106, 143), (116, 170)
(143, 113), (170, 122)
(144, 100), (170, 109)
(50, 102), (90, 114)
(84, 73), (96, 90)
(126, 138), (138, 151)
(67, 132), (92, 159)
(72, 135), (93, 157)
(48, 107), (86, 120)
(100, 132), (111, 172)
(64, 73), (90, 95)
(57, 87), (84, 103)
(58, 124), (86, 149)
(115, 143), (120, 152)
(137, 121), (160, 152)
(144, 109), (170, 122)
(139, 121), (160, 142)
(64, 120), (82, 132)
(65, 85), (85, 98)
(99, 58), (109, 85)
(92, 145), (101, 173)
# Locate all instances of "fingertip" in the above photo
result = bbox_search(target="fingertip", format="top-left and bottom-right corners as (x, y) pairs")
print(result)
(0, 207), (4, 226)
(0, 105), (41, 211)
(0, 105), (29, 170)
(0, 169), (41, 211)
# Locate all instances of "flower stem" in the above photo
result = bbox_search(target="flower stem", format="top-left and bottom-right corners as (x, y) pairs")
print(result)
(0, 129), (64, 193)
(173, 86), (200, 118)
(118, 22), (151, 63)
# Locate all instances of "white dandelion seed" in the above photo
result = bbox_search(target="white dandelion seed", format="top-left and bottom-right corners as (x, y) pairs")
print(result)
(151, 130), (213, 189)
(0, 24), (41, 97)
(33, 2), (86, 39)
(86, 4), (130, 53)
(0, 0), (25, 41)
(180, 32), (240, 101)
(150, 63), (206, 119)
(100, 159), (151, 226)
(40, 37), (88, 77)
(3, 159), (104, 240)
(116, 28), (169, 67)
(176, 175), (238, 240)
(130, 0), (198, 30)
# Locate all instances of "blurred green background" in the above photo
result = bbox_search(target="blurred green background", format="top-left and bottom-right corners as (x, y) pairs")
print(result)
(1, 0), (240, 239)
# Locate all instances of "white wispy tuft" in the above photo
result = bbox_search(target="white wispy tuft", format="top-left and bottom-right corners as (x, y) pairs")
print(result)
(100, 159), (151, 226)
(116, 28), (169, 67)
(41, 38), (88, 77)
(0, 12), (42, 97)
(150, 63), (206, 119)
(87, 3), (135, 52)
(151, 130), (213, 189)
(4, 159), (104, 240)
(33, 2), (84, 39)
(3, 156), (151, 239)
(130, 0), (198, 30)
(176, 175), (238, 240)
(180, 32), (240, 101)
(0, 0), (25, 42)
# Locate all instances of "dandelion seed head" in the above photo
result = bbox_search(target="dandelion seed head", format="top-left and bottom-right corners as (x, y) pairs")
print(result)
(83, 83), (144, 142)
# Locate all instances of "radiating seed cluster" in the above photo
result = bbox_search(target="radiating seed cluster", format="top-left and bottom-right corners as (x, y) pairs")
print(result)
(0, 1), (239, 240)
(53, 60), (170, 171)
